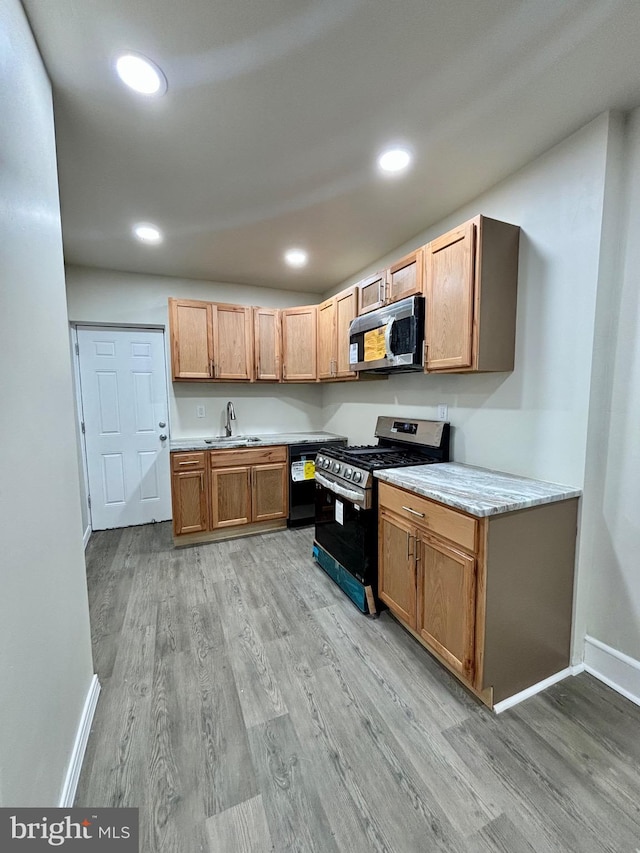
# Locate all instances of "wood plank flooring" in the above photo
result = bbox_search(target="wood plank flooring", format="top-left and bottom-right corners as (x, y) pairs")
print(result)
(76, 523), (640, 852)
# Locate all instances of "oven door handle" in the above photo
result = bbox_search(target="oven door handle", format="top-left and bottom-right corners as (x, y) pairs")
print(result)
(315, 471), (364, 503)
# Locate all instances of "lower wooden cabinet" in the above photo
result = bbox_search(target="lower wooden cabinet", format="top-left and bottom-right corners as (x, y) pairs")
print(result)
(378, 481), (578, 708)
(171, 446), (288, 542)
(171, 452), (209, 535)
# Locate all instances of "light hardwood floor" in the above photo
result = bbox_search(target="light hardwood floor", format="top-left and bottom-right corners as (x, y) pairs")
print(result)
(76, 522), (640, 852)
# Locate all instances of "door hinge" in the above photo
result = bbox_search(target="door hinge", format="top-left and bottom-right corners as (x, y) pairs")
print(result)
(87, 495), (92, 508)
(81, 421), (85, 434)
(75, 342), (79, 356)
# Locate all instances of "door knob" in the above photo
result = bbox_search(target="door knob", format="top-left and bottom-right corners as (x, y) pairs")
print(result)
(159, 421), (166, 428)
(159, 434), (167, 441)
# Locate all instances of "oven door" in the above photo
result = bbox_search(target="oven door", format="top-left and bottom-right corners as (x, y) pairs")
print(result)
(314, 481), (377, 585)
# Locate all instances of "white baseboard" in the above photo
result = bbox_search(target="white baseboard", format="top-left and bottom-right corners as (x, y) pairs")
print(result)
(493, 666), (581, 714)
(584, 634), (640, 708)
(59, 674), (101, 807)
(83, 525), (92, 550)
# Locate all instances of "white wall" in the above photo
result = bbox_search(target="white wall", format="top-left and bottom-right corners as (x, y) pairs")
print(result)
(583, 107), (640, 663)
(0, 0), (94, 805)
(65, 267), (325, 437)
(323, 114), (611, 488)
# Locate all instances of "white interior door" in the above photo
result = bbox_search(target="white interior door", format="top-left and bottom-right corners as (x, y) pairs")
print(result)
(77, 326), (171, 530)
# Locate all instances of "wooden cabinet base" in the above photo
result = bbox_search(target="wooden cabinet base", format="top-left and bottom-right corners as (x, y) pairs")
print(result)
(173, 517), (287, 547)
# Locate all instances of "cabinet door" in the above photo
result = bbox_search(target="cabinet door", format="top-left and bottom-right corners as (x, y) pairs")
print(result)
(172, 470), (209, 535)
(317, 297), (337, 380)
(335, 286), (358, 378)
(378, 511), (417, 628)
(387, 248), (424, 304)
(169, 298), (213, 380)
(210, 466), (251, 528)
(211, 303), (253, 381)
(357, 271), (386, 315)
(252, 462), (288, 522)
(254, 307), (281, 381)
(425, 220), (476, 371)
(417, 534), (476, 680)
(281, 306), (317, 381)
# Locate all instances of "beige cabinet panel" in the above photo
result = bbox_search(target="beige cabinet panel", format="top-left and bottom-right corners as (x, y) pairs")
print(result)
(171, 469), (208, 535)
(317, 297), (336, 380)
(212, 303), (253, 380)
(417, 536), (476, 681)
(335, 287), (358, 378)
(254, 307), (281, 381)
(387, 248), (424, 304)
(378, 510), (417, 628)
(169, 298), (213, 380)
(252, 463), (288, 521)
(282, 306), (317, 381)
(210, 466), (251, 528)
(357, 271), (386, 315)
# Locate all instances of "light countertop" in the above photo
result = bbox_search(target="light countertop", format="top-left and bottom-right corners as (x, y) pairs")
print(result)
(170, 431), (347, 452)
(375, 462), (581, 517)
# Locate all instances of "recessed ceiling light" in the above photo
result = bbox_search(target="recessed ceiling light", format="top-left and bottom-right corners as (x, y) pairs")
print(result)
(284, 248), (308, 268)
(115, 52), (167, 96)
(133, 223), (163, 244)
(377, 147), (412, 174)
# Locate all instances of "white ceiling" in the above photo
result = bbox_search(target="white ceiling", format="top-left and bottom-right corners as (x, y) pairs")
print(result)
(21, 0), (640, 293)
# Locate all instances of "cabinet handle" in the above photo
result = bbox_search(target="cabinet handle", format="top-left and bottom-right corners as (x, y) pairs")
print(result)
(199, 472), (204, 491)
(179, 460), (199, 466)
(406, 531), (414, 559)
(402, 505), (425, 518)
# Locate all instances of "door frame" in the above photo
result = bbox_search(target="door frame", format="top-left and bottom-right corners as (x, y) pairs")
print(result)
(71, 323), (171, 541)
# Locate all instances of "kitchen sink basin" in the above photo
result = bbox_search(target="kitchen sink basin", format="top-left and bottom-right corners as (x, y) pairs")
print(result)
(204, 435), (262, 445)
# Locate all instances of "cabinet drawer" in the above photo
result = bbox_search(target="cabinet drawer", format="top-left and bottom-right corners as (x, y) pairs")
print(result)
(171, 451), (206, 471)
(378, 482), (477, 552)
(210, 445), (287, 468)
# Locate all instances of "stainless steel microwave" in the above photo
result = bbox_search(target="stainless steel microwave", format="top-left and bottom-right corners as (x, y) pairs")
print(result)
(348, 295), (425, 373)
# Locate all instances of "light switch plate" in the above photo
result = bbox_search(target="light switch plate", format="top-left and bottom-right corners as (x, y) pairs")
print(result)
(437, 404), (448, 421)
(196, 405), (205, 418)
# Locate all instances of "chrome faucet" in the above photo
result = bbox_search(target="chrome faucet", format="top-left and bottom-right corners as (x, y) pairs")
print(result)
(225, 401), (236, 437)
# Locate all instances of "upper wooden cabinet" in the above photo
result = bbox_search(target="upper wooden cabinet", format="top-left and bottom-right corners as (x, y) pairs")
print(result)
(316, 287), (358, 381)
(281, 306), (317, 381)
(425, 215), (520, 373)
(386, 248), (424, 304)
(169, 298), (253, 381)
(169, 299), (213, 380)
(357, 271), (387, 315)
(253, 307), (281, 381)
(211, 303), (253, 381)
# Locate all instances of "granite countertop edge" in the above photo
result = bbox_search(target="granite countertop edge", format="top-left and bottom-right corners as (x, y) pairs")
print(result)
(375, 462), (582, 517)
(170, 432), (347, 452)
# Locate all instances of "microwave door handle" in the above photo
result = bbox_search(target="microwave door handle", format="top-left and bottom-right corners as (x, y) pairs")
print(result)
(384, 317), (395, 356)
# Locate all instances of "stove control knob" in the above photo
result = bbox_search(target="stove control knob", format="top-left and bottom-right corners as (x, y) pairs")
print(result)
(352, 471), (362, 483)
(344, 468), (352, 480)
(323, 458), (331, 469)
(332, 462), (341, 473)
(316, 456), (323, 467)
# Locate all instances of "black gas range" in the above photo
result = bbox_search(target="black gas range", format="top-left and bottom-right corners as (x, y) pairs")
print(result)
(313, 417), (450, 613)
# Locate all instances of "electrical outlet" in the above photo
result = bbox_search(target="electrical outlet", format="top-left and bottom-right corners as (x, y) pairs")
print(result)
(437, 404), (448, 421)
(196, 405), (205, 418)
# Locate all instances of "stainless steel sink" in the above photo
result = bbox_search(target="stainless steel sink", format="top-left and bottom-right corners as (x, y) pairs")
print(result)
(204, 435), (262, 446)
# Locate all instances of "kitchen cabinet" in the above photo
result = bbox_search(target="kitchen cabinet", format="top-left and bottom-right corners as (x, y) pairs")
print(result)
(209, 446), (288, 531)
(386, 248), (423, 303)
(254, 307), (281, 381)
(169, 299), (213, 380)
(424, 215), (520, 373)
(169, 298), (253, 381)
(317, 286), (358, 381)
(281, 306), (317, 381)
(211, 303), (253, 380)
(378, 480), (578, 707)
(357, 271), (387, 315)
(171, 452), (209, 535)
